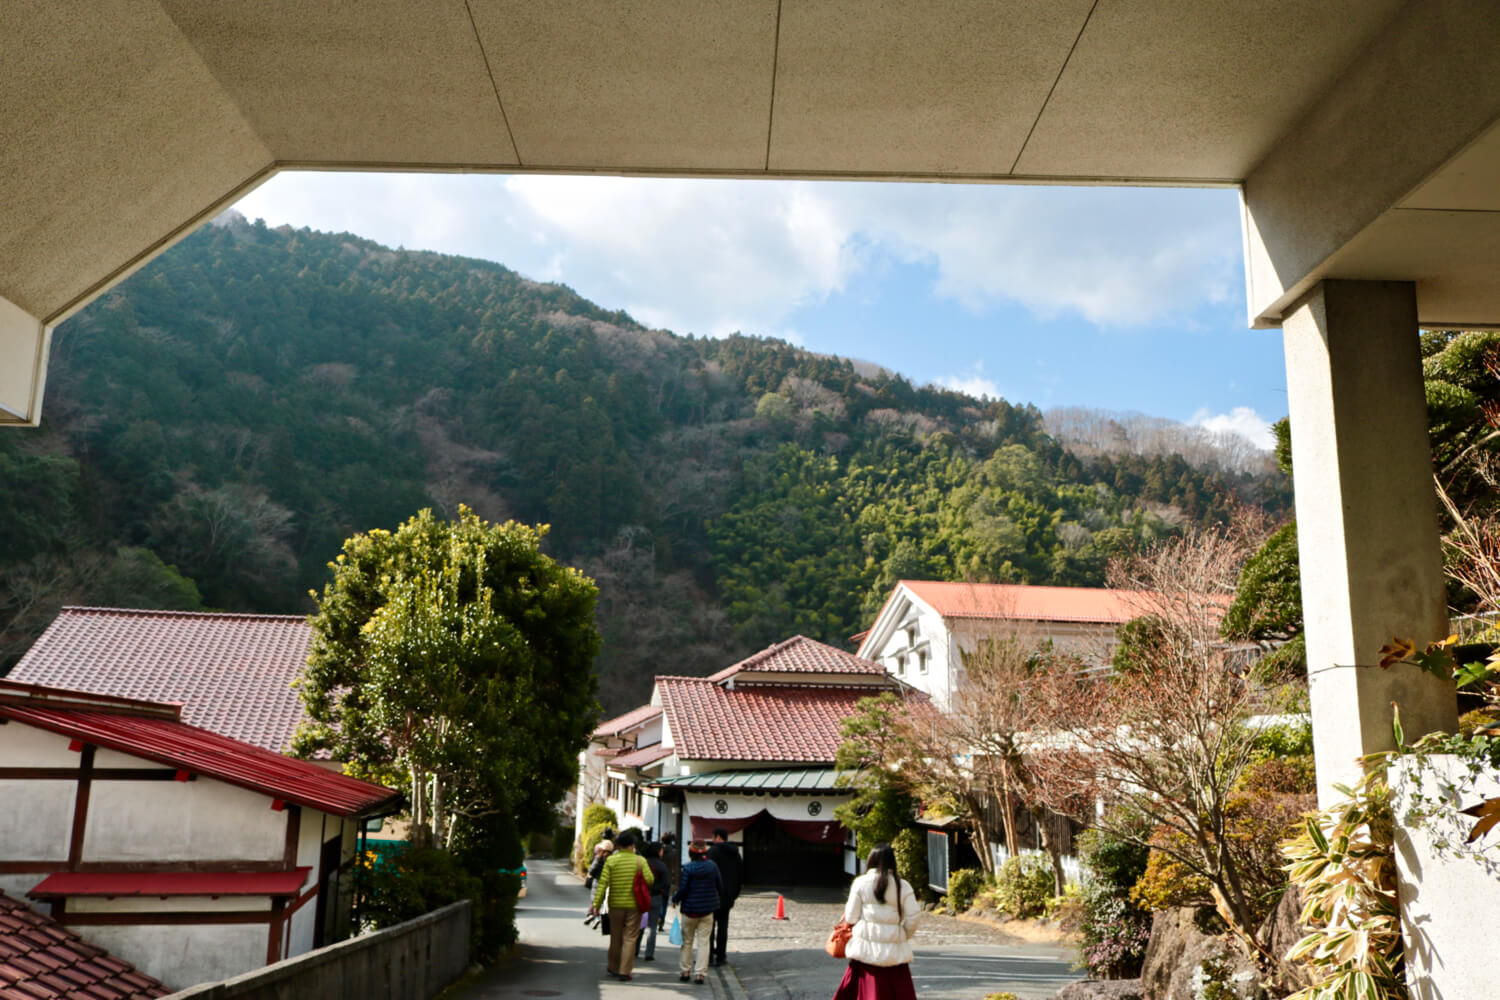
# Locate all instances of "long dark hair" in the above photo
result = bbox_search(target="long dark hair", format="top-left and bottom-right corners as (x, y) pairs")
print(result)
(866, 844), (901, 918)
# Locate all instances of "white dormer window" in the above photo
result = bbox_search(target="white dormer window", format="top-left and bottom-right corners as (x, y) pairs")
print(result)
(903, 624), (918, 649)
(895, 654), (907, 675)
(917, 649), (928, 674)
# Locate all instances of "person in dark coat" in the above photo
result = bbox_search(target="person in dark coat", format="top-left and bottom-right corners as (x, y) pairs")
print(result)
(672, 839), (723, 983)
(659, 831), (682, 927)
(707, 828), (743, 966)
(637, 842), (671, 961)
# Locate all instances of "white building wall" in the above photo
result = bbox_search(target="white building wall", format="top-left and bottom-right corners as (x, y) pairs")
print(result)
(86, 777), (285, 861)
(0, 726), (74, 900)
(82, 923), (267, 992)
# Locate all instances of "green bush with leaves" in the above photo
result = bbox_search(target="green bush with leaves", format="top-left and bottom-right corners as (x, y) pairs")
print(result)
(361, 845), (480, 932)
(994, 854), (1054, 918)
(945, 867), (987, 912)
(576, 820), (613, 874)
(1075, 818), (1153, 979)
(891, 827), (928, 895)
(582, 803), (618, 831)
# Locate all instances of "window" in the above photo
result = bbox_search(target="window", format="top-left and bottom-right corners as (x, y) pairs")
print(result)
(895, 654), (906, 675)
(917, 649), (928, 674)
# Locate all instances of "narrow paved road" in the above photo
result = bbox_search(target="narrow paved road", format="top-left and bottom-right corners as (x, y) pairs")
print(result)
(448, 861), (1080, 1000)
(449, 857), (732, 1000)
(724, 887), (1079, 1000)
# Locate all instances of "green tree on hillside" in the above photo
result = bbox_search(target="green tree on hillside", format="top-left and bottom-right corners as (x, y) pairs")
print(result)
(294, 507), (601, 844)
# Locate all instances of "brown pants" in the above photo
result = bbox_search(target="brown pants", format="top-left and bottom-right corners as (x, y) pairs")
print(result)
(608, 906), (642, 976)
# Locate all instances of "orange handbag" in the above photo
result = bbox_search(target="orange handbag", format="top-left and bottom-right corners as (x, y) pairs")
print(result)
(825, 919), (853, 958)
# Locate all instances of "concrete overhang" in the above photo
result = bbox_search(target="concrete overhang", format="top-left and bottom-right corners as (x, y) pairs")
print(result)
(3, 1), (1500, 424)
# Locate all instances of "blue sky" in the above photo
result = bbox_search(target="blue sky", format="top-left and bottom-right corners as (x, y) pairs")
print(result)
(232, 174), (1285, 448)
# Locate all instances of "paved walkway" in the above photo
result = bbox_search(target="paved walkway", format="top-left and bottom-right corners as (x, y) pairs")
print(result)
(448, 858), (736, 1000)
(725, 887), (1079, 1000)
(450, 860), (1080, 1000)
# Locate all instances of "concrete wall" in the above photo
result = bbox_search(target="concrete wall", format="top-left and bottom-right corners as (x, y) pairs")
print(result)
(1391, 755), (1500, 1000)
(161, 900), (472, 1000)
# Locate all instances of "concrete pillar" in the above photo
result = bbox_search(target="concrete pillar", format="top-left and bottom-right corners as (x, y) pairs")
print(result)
(1282, 279), (1457, 805)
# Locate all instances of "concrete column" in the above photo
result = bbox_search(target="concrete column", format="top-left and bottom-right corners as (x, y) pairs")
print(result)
(1282, 279), (1456, 805)
(0, 295), (50, 426)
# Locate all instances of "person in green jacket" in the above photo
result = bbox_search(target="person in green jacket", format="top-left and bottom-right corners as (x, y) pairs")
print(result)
(589, 829), (653, 980)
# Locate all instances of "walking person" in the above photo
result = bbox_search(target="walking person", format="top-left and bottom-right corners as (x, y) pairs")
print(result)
(659, 832), (682, 928)
(589, 830), (653, 981)
(637, 842), (671, 962)
(831, 844), (921, 1000)
(672, 839), (723, 984)
(707, 828), (742, 966)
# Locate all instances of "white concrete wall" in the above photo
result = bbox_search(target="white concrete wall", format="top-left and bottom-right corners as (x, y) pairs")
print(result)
(1391, 755), (1500, 1000)
(0, 725), (75, 896)
(86, 923), (267, 992)
(86, 776), (285, 862)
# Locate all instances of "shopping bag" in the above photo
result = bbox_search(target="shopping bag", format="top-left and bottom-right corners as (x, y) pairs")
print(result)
(633, 863), (653, 911)
(669, 915), (683, 946)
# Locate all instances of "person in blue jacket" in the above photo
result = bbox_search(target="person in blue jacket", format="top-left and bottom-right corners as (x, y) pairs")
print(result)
(671, 839), (723, 984)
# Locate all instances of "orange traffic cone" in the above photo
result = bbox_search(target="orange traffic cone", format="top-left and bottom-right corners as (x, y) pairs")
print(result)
(773, 895), (788, 920)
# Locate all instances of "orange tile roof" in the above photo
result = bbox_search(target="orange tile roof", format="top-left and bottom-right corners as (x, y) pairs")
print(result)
(9, 607), (311, 753)
(705, 635), (885, 682)
(0, 891), (169, 999)
(899, 581), (1155, 624)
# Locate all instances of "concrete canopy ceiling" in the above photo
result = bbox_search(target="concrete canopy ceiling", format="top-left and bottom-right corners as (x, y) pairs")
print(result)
(4, 0), (1500, 424)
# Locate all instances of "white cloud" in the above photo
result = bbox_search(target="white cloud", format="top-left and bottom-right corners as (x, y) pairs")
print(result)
(936, 363), (1001, 400)
(1191, 406), (1274, 450)
(232, 173), (1242, 338)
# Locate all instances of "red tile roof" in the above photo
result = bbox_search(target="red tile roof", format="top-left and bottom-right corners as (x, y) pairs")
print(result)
(9, 608), (312, 753)
(609, 744), (673, 769)
(705, 635), (885, 682)
(592, 704), (661, 739)
(899, 581), (1154, 624)
(29, 870), (310, 900)
(657, 679), (897, 763)
(0, 683), (400, 819)
(0, 891), (168, 999)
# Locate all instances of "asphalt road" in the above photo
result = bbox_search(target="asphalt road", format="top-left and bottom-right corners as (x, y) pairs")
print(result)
(448, 861), (1081, 1000)
(724, 887), (1079, 1000)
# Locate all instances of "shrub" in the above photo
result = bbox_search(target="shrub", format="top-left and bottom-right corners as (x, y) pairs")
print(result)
(575, 820), (613, 874)
(1047, 881), (1086, 933)
(581, 803), (617, 831)
(1076, 815), (1153, 979)
(361, 845), (480, 932)
(1130, 827), (1211, 912)
(994, 854), (1054, 918)
(891, 827), (927, 893)
(553, 824), (575, 860)
(945, 867), (987, 912)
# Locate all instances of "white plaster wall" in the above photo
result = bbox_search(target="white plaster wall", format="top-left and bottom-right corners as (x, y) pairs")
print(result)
(0, 875), (45, 903)
(285, 809), (331, 959)
(86, 776), (285, 862)
(82, 922), (267, 992)
(0, 723), (83, 765)
(0, 726), (82, 869)
(1391, 755), (1500, 1000)
(69, 896), (273, 913)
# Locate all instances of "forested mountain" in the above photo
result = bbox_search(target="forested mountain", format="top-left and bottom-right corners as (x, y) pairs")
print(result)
(0, 214), (1291, 709)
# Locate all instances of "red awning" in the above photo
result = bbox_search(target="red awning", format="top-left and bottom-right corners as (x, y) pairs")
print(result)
(28, 868), (311, 898)
(690, 810), (845, 845)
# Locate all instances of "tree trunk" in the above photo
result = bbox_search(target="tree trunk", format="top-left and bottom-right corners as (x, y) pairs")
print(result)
(1032, 806), (1066, 896)
(998, 781), (1019, 860)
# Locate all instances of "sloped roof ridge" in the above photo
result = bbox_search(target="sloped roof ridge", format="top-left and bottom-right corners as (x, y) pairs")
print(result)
(60, 605), (308, 621)
(706, 635), (804, 680)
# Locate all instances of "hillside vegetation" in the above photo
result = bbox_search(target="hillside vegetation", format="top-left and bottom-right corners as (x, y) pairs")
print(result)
(0, 214), (1289, 708)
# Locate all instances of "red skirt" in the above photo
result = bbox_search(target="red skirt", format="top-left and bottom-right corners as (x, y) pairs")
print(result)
(830, 960), (917, 1000)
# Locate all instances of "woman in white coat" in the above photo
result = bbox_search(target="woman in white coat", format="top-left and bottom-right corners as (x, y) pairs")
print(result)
(832, 844), (920, 1000)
